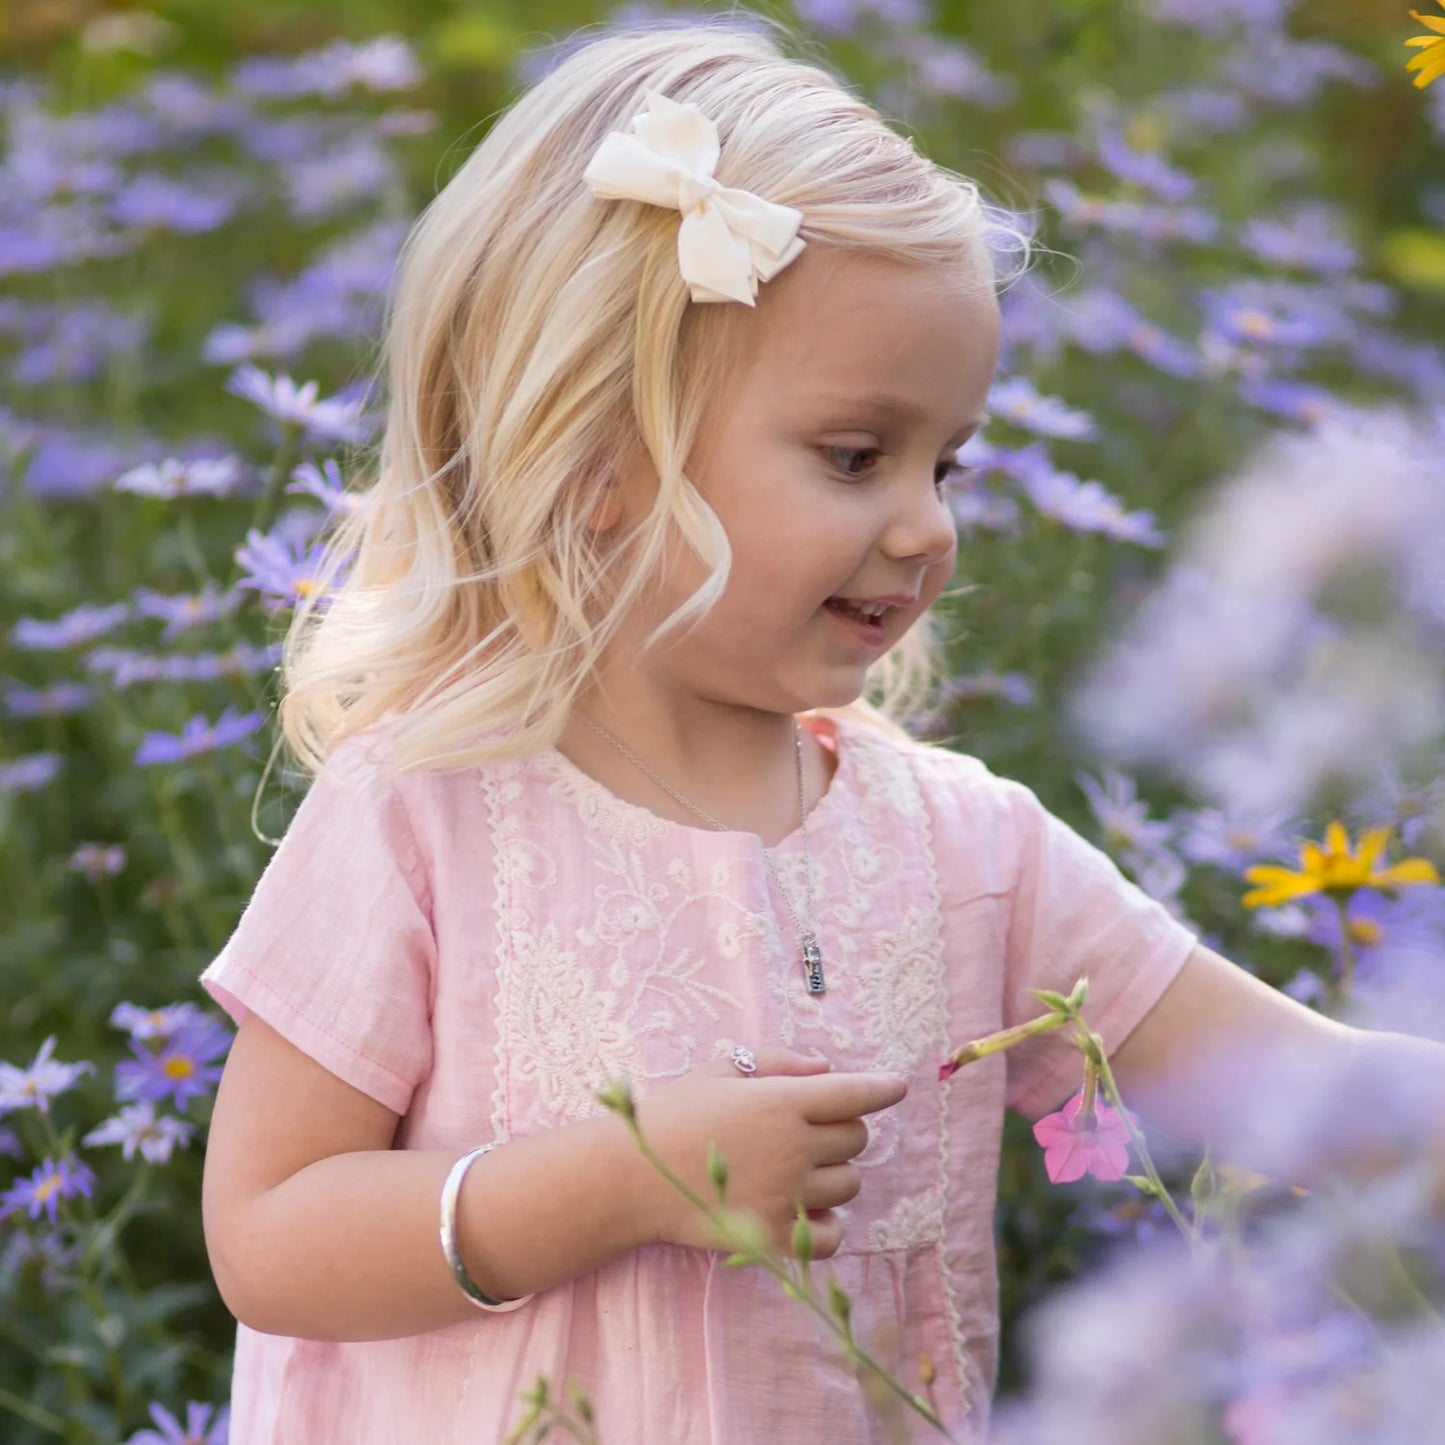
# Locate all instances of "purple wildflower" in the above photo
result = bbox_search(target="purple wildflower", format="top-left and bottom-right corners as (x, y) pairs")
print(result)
(83, 1100), (195, 1164)
(939, 671), (1035, 707)
(68, 842), (127, 883)
(115, 1017), (230, 1109)
(284, 138), (397, 224)
(124, 1401), (229, 1445)
(794, 0), (928, 35)
(889, 34), (1016, 107)
(2, 681), (95, 717)
(11, 303), (148, 386)
(1019, 469), (1166, 546)
(0, 1154), (97, 1225)
(1236, 378), (1345, 428)
(109, 1001), (205, 1042)
(235, 523), (344, 612)
(0, 753), (63, 794)
(110, 173), (239, 235)
(15, 425), (140, 500)
(1240, 205), (1358, 275)
(133, 707), (265, 766)
(1094, 124), (1196, 202)
(12, 601), (130, 650)
(1174, 806), (1300, 871)
(1148, 0), (1293, 32)
(988, 377), (1096, 440)
(131, 583), (244, 639)
(1077, 769), (1175, 860)
(226, 364), (367, 443)
(115, 455), (244, 499)
(287, 457), (368, 516)
(0, 1229), (83, 1294)
(0, 1036), (95, 1115)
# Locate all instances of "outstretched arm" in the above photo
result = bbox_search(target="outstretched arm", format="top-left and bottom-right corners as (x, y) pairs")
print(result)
(1108, 942), (1445, 1181)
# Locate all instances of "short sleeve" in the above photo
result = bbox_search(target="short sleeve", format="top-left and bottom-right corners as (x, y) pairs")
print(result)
(200, 735), (436, 1115)
(996, 776), (1199, 1121)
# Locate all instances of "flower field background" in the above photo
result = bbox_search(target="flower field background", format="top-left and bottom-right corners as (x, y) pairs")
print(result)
(2, 0), (1443, 1440)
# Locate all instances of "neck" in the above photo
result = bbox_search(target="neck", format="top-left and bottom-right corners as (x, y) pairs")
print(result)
(553, 688), (839, 850)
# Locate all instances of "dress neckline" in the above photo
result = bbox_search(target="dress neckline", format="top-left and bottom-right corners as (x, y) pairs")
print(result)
(538, 712), (853, 851)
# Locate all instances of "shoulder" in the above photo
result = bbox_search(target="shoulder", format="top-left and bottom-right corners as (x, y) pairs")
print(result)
(833, 712), (1023, 806)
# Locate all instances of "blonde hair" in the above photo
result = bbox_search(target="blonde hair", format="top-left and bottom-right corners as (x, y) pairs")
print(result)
(274, 13), (1035, 782)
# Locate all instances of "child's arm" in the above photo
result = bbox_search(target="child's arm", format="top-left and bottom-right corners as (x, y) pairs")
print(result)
(203, 1013), (656, 1342)
(1108, 943), (1445, 1178)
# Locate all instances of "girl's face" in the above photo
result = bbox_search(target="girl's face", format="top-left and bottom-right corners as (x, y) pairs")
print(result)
(605, 246), (1000, 717)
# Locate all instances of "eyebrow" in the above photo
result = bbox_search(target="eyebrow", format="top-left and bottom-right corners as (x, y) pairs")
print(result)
(807, 394), (991, 438)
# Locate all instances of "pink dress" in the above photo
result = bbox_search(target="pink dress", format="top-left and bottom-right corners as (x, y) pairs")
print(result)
(200, 710), (1196, 1444)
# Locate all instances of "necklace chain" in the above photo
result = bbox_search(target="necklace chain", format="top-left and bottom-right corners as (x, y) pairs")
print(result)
(573, 707), (825, 995)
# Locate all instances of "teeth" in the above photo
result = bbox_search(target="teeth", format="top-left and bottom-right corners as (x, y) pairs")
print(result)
(834, 599), (887, 622)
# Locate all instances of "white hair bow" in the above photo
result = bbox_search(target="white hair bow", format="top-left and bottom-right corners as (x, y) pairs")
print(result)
(583, 90), (806, 307)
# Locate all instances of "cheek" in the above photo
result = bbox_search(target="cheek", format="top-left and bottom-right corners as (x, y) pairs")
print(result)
(927, 537), (959, 592)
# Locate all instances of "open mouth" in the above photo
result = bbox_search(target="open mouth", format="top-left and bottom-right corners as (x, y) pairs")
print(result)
(823, 597), (889, 641)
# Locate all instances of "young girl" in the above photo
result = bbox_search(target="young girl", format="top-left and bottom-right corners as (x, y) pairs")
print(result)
(198, 15), (1402, 1443)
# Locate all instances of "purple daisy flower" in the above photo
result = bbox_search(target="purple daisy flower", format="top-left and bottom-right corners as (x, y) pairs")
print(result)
(123, 1400), (229, 1445)
(1094, 124), (1197, 203)
(133, 707), (264, 766)
(114, 1017), (230, 1109)
(110, 174), (239, 235)
(1019, 469), (1166, 546)
(286, 457), (369, 517)
(226, 364), (367, 444)
(68, 843), (127, 883)
(131, 583), (244, 639)
(0, 753), (64, 794)
(12, 601), (130, 650)
(987, 377), (1096, 441)
(1077, 768), (1175, 860)
(3, 681), (95, 717)
(0, 1154), (96, 1225)
(109, 1001), (205, 1042)
(234, 524), (345, 612)
(115, 456), (244, 500)
(1173, 805), (1300, 871)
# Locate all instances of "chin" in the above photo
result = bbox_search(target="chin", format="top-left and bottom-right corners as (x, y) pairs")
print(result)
(807, 677), (870, 710)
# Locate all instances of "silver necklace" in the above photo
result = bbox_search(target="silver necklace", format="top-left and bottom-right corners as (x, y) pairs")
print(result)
(574, 707), (826, 996)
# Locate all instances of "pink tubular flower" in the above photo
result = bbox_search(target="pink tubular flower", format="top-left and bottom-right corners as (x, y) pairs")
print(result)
(1032, 1089), (1135, 1184)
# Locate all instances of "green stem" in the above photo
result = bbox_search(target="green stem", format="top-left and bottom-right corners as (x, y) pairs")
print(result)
(615, 1112), (951, 1436)
(1084, 1025), (1196, 1244)
(249, 425), (302, 540)
(0, 1384), (66, 1437)
(1332, 893), (1357, 1003)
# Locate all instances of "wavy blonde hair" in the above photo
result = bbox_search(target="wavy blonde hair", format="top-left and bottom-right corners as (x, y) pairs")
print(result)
(275, 13), (1035, 783)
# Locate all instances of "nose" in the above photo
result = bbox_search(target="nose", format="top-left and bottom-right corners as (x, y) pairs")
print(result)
(882, 474), (958, 568)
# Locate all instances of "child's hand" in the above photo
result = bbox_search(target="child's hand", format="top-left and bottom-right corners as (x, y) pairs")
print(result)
(632, 1047), (909, 1259)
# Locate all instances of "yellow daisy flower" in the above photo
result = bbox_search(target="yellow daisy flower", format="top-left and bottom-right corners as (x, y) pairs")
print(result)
(1242, 821), (1440, 909)
(1407, 4), (1445, 90)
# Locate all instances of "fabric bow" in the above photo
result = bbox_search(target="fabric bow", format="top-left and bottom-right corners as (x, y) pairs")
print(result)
(583, 90), (806, 306)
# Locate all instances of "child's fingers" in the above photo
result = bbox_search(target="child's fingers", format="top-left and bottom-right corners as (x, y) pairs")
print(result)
(802, 1071), (909, 1122)
(713, 1046), (832, 1078)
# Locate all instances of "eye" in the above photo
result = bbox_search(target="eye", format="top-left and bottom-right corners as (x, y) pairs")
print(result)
(822, 446), (878, 480)
(930, 462), (976, 497)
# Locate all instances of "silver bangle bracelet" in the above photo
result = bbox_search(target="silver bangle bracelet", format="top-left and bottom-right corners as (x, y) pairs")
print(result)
(439, 1142), (511, 1309)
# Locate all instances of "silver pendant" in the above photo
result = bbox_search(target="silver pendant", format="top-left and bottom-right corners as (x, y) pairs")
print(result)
(802, 933), (825, 995)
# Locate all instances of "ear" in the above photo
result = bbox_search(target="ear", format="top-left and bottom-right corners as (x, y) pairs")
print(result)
(580, 474), (622, 532)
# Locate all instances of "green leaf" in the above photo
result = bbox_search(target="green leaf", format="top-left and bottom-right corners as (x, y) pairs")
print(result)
(1190, 1152), (1217, 1208)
